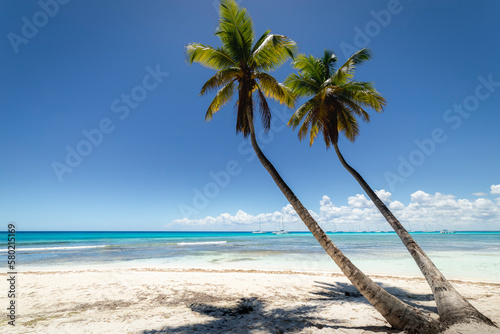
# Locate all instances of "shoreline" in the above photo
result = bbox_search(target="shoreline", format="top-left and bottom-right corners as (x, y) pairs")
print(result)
(16, 266), (500, 286)
(10, 231), (500, 284)
(2, 267), (499, 333)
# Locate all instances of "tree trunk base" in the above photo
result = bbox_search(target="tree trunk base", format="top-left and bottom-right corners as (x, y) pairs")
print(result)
(440, 308), (497, 328)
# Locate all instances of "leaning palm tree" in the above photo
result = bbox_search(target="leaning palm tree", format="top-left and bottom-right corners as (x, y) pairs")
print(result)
(285, 48), (494, 327)
(186, 1), (444, 332)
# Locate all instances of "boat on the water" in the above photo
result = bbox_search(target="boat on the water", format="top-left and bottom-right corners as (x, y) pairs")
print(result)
(272, 218), (289, 235)
(440, 229), (456, 234)
(252, 223), (266, 234)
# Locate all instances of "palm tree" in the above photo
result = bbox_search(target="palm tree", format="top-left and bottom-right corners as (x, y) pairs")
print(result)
(284, 48), (494, 327)
(186, 1), (444, 332)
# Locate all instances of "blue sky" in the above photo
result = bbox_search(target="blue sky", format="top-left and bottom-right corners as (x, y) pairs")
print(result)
(1, 0), (500, 231)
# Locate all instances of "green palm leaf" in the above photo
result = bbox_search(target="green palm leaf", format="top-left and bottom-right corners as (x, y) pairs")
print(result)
(206, 80), (236, 121)
(186, 43), (238, 70)
(200, 68), (240, 95)
(285, 48), (385, 145)
(283, 73), (320, 97)
(217, 0), (254, 63)
(343, 81), (386, 112)
(291, 54), (326, 83)
(255, 87), (271, 131)
(321, 49), (337, 78)
(254, 72), (296, 108)
(187, 0), (296, 137)
(332, 48), (372, 85)
(288, 97), (319, 128)
(251, 34), (297, 71)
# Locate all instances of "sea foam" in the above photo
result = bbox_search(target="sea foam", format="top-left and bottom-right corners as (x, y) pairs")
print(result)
(1, 245), (108, 252)
(177, 241), (227, 246)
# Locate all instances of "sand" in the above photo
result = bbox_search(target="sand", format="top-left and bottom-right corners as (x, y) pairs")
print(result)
(1, 268), (499, 333)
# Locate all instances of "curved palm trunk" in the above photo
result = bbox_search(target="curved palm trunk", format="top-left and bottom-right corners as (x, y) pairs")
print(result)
(332, 142), (495, 327)
(245, 110), (444, 333)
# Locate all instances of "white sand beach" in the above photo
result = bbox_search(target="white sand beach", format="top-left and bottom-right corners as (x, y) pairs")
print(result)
(1, 268), (499, 333)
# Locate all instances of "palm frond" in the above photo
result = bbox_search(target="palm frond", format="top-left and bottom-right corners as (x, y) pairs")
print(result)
(186, 43), (238, 70)
(251, 30), (271, 54)
(283, 73), (320, 98)
(334, 94), (371, 123)
(200, 68), (240, 95)
(206, 80), (237, 121)
(309, 123), (320, 146)
(315, 96), (332, 145)
(294, 97), (322, 145)
(331, 48), (372, 85)
(342, 81), (386, 112)
(288, 96), (319, 128)
(291, 54), (326, 83)
(321, 49), (337, 78)
(251, 34), (297, 71)
(297, 107), (315, 141)
(254, 72), (296, 108)
(217, 0), (254, 64)
(337, 108), (360, 142)
(255, 88), (271, 131)
(348, 48), (372, 65)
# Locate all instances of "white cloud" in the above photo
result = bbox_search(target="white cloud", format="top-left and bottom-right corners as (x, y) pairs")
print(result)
(388, 200), (405, 210)
(172, 186), (500, 231)
(347, 194), (372, 208)
(375, 189), (392, 203)
(491, 184), (500, 195)
(473, 192), (488, 197)
(172, 205), (303, 229)
(410, 190), (435, 206)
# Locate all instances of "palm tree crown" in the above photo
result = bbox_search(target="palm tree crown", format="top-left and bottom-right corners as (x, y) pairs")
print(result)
(186, 0), (297, 136)
(285, 49), (385, 146)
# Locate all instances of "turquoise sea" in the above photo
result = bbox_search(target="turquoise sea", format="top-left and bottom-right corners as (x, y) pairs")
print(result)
(2, 231), (499, 282)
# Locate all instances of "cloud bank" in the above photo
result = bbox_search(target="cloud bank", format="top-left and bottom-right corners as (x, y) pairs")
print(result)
(172, 185), (500, 231)
(491, 184), (500, 195)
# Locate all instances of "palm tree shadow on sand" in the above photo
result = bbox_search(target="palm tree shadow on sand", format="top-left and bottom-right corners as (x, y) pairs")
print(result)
(312, 281), (438, 314)
(139, 297), (327, 334)
(139, 296), (402, 334)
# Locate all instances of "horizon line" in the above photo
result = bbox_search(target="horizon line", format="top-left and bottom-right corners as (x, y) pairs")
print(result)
(2, 230), (500, 233)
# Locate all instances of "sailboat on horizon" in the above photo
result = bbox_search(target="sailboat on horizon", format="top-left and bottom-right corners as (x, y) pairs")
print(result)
(272, 217), (289, 235)
(252, 223), (266, 234)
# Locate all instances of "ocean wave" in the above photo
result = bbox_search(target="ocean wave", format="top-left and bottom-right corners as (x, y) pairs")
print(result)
(177, 241), (227, 246)
(1, 245), (108, 252)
